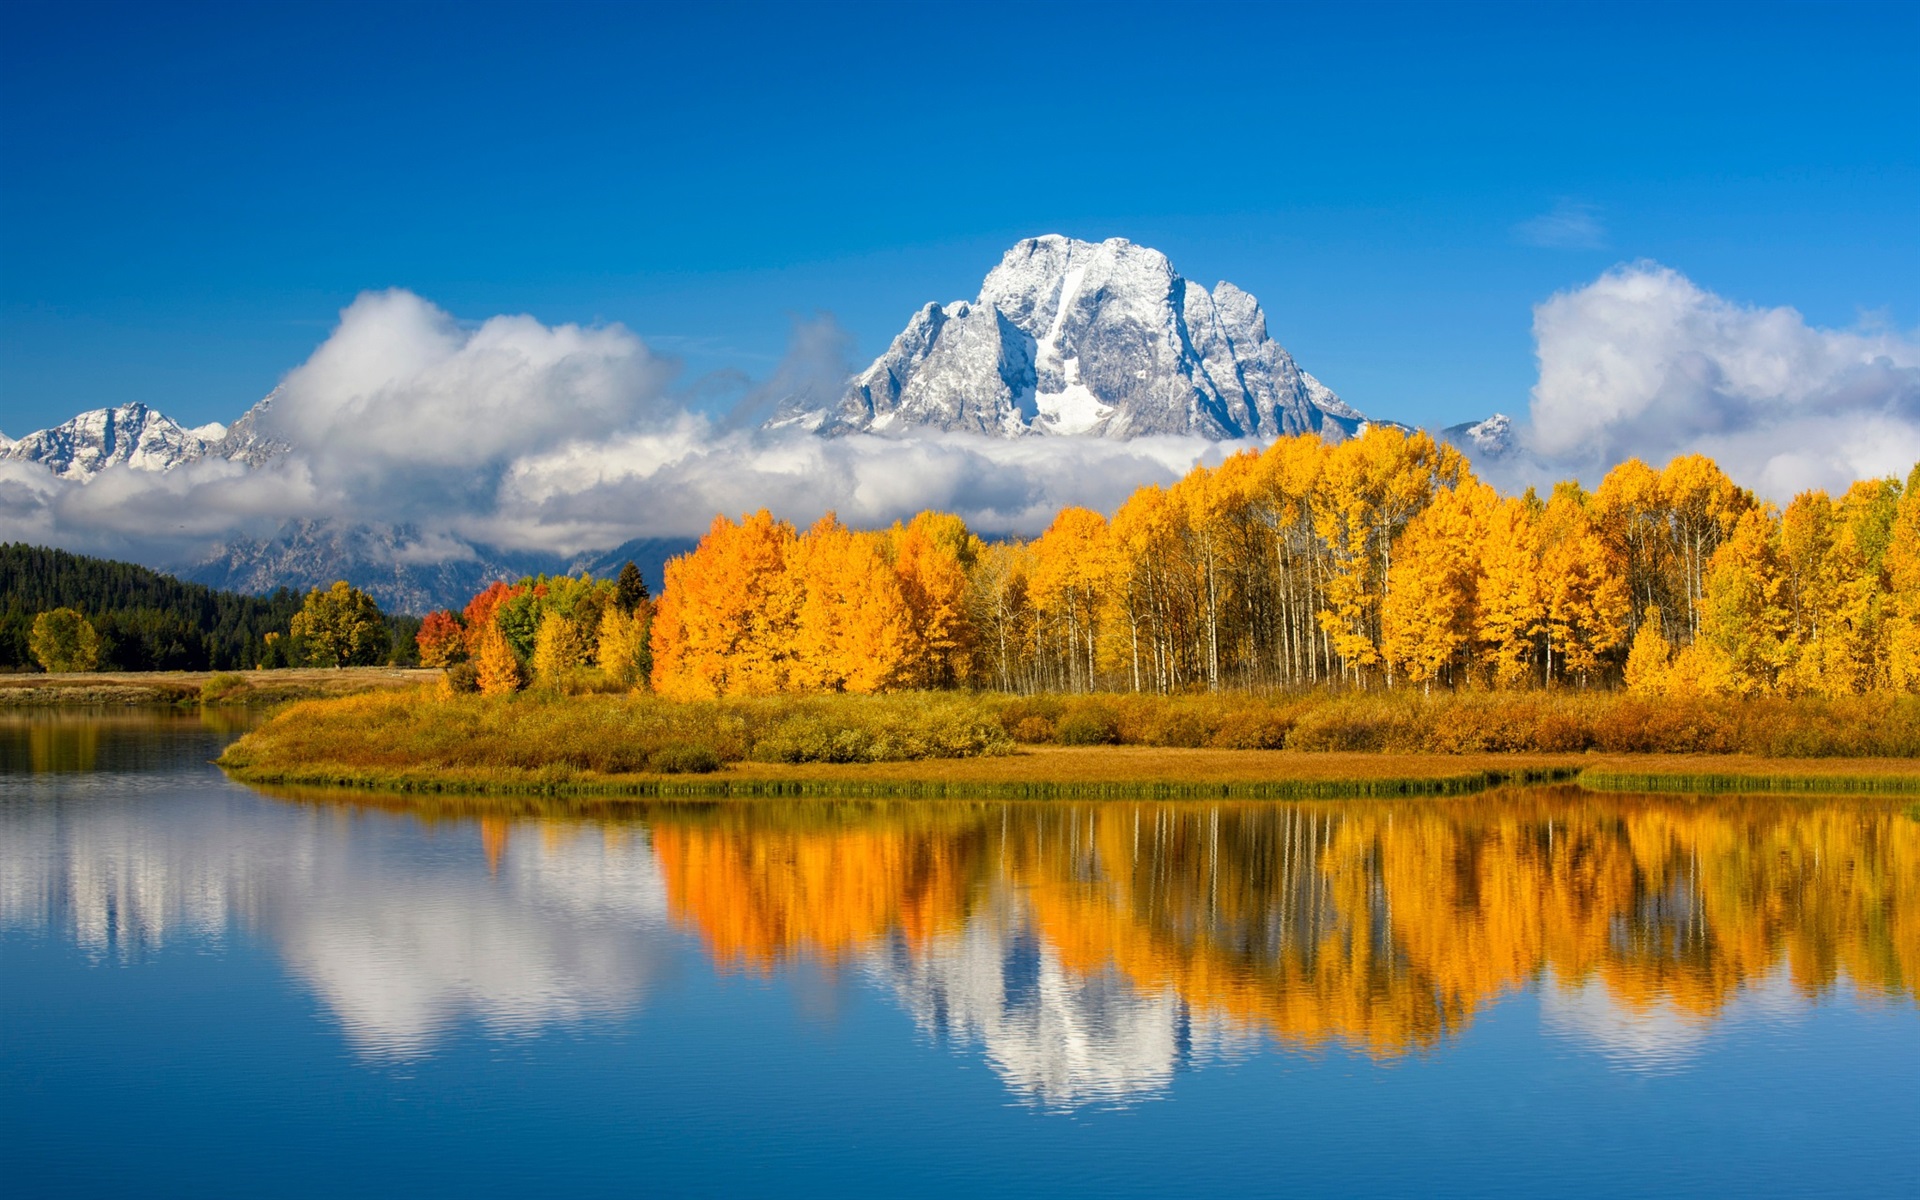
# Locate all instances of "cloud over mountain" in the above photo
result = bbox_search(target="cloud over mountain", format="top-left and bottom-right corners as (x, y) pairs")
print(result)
(1520, 262), (1920, 497)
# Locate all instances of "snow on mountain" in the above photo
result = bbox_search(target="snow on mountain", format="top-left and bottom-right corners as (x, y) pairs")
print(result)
(0, 402), (212, 480)
(783, 235), (1367, 441)
(1441, 412), (1516, 457)
(1, 392), (289, 480)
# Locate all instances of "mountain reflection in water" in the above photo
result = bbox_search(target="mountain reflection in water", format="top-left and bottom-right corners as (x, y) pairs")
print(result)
(4, 757), (1916, 1106)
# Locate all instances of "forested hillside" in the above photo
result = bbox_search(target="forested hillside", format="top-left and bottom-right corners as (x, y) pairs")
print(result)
(0, 543), (417, 671)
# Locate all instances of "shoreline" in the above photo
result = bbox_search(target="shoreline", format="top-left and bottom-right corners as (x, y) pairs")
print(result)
(218, 745), (1920, 801)
(0, 667), (439, 707)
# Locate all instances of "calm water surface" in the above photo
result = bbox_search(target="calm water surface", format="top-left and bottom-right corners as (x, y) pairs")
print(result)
(3, 710), (1916, 1197)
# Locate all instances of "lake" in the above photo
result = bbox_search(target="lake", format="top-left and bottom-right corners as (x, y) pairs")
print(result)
(3, 710), (1915, 1197)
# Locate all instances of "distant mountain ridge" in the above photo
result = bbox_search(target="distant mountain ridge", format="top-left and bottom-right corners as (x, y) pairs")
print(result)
(0, 393), (287, 480)
(780, 235), (1368, 441)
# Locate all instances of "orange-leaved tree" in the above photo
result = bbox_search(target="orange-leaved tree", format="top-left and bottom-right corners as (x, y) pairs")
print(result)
(650, 510), (800, 700)
(416, 610), (466, 667)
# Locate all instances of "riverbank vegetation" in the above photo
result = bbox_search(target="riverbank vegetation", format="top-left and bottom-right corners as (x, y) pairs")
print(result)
(419, 431), (1920, 705)
(217, 686), (1920, 798)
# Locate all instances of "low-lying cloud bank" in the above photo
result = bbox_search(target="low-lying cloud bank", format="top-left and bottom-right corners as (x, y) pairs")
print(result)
(3, 264), (1916, 577)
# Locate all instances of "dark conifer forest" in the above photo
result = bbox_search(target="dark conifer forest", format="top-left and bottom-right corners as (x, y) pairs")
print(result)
(0, 543), (417, 670)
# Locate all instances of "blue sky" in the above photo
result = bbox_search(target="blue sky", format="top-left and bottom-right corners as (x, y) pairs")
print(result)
(2, 0), (1915, 437)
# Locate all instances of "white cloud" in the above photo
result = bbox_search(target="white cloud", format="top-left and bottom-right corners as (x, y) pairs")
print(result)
(1513, 201), (1607, 251)
(1520, 262), (1920, 497)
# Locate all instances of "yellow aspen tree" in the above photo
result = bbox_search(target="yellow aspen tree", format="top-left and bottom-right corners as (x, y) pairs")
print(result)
(1536, 486), (1630, 686)
(595, 603), (650, 689)
(1169, 462), (1235, 690)
(1659, 454), (1752, 642)
(531, 609), (592, 690)
(1802, 479), (1899, 693)
(1106, 486), (1164, 692)
(788, 516), (914, 693)
(1778, 490), (1837, 692)
(1382, 479), (1494, 691)
(474, 620), (525, 695)
(1623, 607), (1673, 695)
(1884, 463), (1920, 691)
(966, 540), (1035, 692)
(1475, 494), (1545, 688)
(1697, 506), (1791, 695)
(1592, 459), (1671, 638)
(890, 511), (979, 688)
(1249, 433), (1335, 686)
(1313, 427), (1464, 686)
(1028, 507), (1114, 692)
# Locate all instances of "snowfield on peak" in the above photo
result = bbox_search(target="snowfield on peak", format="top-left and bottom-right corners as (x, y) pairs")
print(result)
(782, 235), (1367, 442)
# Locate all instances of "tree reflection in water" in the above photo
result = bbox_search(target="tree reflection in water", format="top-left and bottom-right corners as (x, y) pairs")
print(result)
(5, 778), (1916, 1105)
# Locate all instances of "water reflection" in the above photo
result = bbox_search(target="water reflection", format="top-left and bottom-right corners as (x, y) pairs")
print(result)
(4, 739), (1917, 1104)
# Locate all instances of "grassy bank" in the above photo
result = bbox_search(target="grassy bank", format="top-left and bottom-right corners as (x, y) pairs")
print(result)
(0, 667), (439, 707)
(216, 687), (1920, 800)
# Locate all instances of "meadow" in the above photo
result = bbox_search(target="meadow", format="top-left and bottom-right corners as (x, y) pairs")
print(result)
(217, 686), (1920, 799)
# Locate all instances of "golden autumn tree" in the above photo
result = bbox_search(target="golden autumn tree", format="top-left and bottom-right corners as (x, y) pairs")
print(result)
(1248, 433), (1336, 687)
(1660, 454), (1751, 642)
(890, 511), (979, 688)
(1885, 464), (1920, 691)
(1475, 494), (1546, 688)
(965, 539), (1034, 692)
(1107, 483), (1181, 692)
(595, 603), (650, 689)
(1027, 506), (1115, 692)
(473, 620), (525, 695)
(1592, 458), (1673, 637)
(531, 609), (592, 689)
(1697, 506), (1791, 695)
(1778, 489), (1837, 690)
(1382, 479), (1494, 690)
(1820, 478), (1901, 693)
(650, 510), (800, 700)
(1624, 607), (1674, 694)
(787, 515), (915, 694)
(1536, 485), (1630, 685)
(1314, 427), (1464, 685)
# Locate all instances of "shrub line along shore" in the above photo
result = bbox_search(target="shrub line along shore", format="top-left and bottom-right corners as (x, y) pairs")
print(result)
(0, 667), (439, 707)
(215, 688), (1920, 802)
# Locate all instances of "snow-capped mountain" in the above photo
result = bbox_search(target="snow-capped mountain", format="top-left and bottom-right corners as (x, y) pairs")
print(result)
(1, 393), (288, 480)
(1441, 412), (1517, 457)
(1, 402), (213, 480)
(780, 235), (1367, 441)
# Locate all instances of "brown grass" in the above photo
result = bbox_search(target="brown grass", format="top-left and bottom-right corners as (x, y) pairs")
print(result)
(215, 685), (1920, 802)
(0, 667), (439, 707)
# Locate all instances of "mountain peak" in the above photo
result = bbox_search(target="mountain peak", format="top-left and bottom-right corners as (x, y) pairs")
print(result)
(786, 235), (1363, 442)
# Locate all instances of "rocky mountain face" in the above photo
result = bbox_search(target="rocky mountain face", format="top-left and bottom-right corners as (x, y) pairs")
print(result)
(1, 393), (288, 480)
(184, 522), (696, 615)
(185, 521), (568, 616)
(781, 235), (1367, 441)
